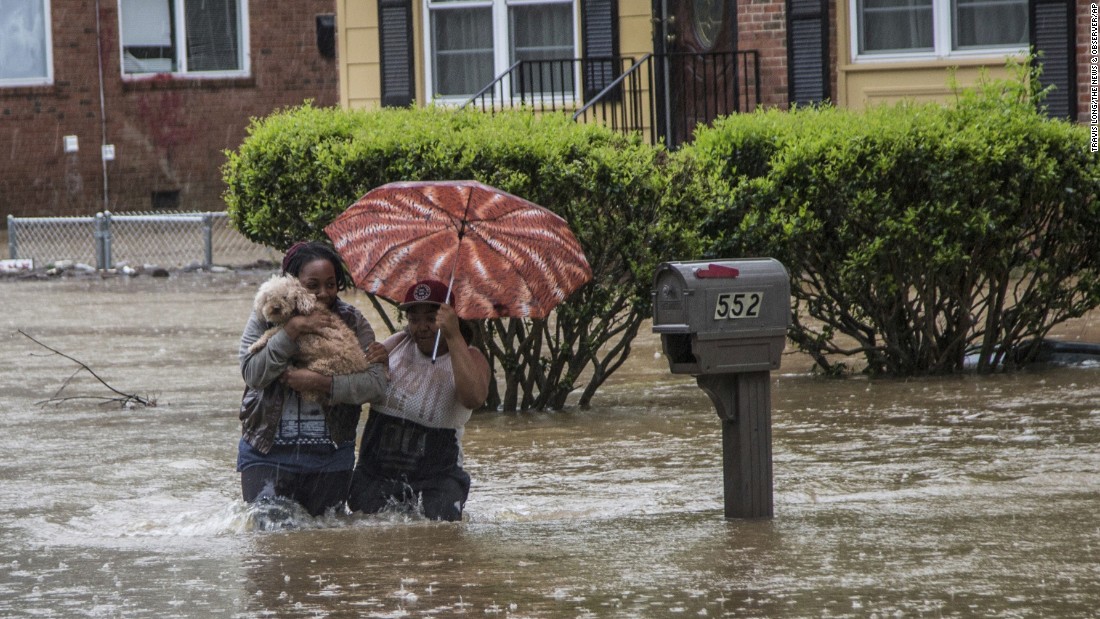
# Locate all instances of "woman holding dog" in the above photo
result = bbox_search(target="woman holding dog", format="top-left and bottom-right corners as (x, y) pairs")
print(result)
(237, 241), (388, 517)
(347, 279), (490, 522)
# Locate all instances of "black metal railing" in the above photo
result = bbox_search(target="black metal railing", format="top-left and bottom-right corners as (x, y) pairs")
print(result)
(464, 51), (760, 149)
(572, 54), (654, 143)
(463, 56), (634, 114)
(652, 50), (762, 148)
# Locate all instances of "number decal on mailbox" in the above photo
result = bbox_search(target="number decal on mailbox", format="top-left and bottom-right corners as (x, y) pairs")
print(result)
(714, 292), (763, 319)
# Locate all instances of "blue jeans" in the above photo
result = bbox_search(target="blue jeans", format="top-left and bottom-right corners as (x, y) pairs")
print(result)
(240, 465), (352, 517)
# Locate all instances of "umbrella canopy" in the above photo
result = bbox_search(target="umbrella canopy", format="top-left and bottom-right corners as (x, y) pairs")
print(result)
(324, 180), (592, 319)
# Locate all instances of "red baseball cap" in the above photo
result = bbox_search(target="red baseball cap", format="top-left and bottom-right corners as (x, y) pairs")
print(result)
(399, 279), (456, 310)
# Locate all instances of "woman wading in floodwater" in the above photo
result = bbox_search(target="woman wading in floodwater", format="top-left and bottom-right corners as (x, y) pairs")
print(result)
(236, 241), (388, 517)
(347, 280), (490, 521)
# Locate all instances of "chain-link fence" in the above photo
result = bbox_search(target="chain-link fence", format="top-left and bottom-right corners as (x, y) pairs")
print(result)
(6, 211), (279, 270)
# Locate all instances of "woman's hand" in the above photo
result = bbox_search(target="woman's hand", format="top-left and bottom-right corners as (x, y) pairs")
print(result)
(279, 366), (332, 395)
(435, 304), (490, 409)
(365, 341), (389, 365)
(435, 304), (462, 341)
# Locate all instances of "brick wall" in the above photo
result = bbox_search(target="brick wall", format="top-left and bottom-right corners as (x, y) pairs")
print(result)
(738, 0), (790, 108)
(1, 0), (338, 222)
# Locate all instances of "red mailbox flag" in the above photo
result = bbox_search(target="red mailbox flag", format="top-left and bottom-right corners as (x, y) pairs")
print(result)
(694, 263), (740, 279)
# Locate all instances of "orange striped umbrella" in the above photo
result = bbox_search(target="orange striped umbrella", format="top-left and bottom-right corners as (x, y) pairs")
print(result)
(324, 180), (592, 319)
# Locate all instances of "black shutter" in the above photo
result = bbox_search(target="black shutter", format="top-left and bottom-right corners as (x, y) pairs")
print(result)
(378, 0), (415, 107)
(582, 0), (620, 101)
(786, 0), (829, 106)
(1029, 0), (1076, 120)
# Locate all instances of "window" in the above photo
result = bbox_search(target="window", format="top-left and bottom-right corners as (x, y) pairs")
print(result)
(853, 0), (1026, 59)
(424, 0), (576, 101)
(952, 0), (1028, 49)
(119, 0), (249, 77)
(0, 0), (52, 87)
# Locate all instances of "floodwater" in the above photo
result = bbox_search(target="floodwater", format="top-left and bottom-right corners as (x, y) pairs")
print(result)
(1, 271), (1098, 618)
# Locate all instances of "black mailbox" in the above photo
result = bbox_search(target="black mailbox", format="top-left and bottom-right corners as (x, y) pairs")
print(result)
(652, 258), (792, 519)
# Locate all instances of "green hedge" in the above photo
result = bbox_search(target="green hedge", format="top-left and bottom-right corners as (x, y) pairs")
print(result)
(224, 67), (1100, 384)
(677, 69), (1100, 374)
(223, 105), (687, 409)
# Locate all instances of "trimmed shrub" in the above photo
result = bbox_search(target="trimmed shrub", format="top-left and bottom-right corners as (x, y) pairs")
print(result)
(678, 68), (1100, 375)
(223, 105), (687, 409)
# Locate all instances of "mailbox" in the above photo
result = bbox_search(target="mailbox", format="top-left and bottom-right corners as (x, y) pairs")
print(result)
(652, 258), (791, 520)
(652, 258), (790, 375)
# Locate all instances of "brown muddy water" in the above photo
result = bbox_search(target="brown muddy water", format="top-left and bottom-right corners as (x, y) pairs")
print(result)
(1, 271), (1098, 618)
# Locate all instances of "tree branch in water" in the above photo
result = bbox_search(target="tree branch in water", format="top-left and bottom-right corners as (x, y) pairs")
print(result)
(18, 330), (157, 408)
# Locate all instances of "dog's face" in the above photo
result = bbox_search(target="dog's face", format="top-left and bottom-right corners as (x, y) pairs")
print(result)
(254, 275), (317, 324)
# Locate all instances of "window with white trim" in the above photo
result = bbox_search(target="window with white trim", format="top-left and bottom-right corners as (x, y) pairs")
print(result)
(424, 0), (576, 101)
(119, 0), (249, 77)
(0, 0), (52, 87)
(853, 0), (1027, 59)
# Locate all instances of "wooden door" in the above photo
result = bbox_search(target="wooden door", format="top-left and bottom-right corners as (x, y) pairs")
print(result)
(653, 0), (738, 147)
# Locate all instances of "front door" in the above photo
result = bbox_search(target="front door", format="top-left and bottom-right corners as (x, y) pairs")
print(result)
(653, 0), (739, 147)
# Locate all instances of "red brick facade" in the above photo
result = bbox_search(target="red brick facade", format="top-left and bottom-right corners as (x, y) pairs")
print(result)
(738, 0), (793, 109)
(1, 0), (338, 222)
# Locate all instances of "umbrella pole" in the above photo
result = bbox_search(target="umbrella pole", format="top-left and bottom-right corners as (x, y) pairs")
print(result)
(431, 271), (457, 363)
(433, 192), (471, 363)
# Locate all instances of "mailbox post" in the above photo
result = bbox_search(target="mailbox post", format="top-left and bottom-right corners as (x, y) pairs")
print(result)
(652, 259), (790, 519)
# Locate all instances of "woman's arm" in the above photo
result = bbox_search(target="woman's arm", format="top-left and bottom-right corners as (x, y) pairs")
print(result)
(239, 311), (295, 389)
(437, 304), (490, 409)
(329, 306), (389, 405)
(240, 309), (352, 391)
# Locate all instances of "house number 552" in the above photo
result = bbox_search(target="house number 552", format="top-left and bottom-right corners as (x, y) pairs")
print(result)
(714, 292), (763, 319)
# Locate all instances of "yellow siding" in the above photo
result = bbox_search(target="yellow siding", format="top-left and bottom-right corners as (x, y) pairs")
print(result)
(337, 0), (380, 109)
(346, 0), (378, 26)
(619, 0), (653, 59)
(834, 0), (1025, 110)
(411, 9), (425, 104)
(345, 27), (379, 65)
(839, 61), (1021, 110)
(617, 0), (655, 139)
(347, 64), (383, 106)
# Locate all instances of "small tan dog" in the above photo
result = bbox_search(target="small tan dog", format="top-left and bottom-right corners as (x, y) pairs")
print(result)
(248, 274), (371, 402)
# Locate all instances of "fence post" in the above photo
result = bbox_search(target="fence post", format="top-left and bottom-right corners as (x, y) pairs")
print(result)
(7, 215), (16, 260)
(95, 211), (113, 270)
(202, 213), (214, 268)
(94, 212), (105, 269)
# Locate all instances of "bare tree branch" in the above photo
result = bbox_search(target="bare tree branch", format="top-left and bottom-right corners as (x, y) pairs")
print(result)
(18, 330), (157, 408)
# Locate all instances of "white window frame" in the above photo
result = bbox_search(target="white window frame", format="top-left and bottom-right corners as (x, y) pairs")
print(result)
(0, 0), (53, 87)
(849, 0), (1028, 63)
(421, 0), (579, 105)
(118, 0), (251, 80)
